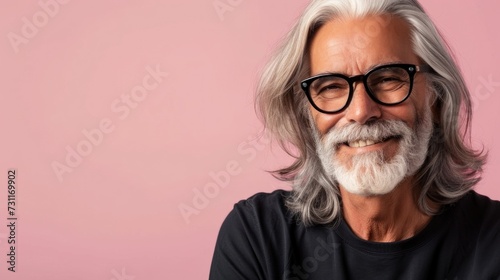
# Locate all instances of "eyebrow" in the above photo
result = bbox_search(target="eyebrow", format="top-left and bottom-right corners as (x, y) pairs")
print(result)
(313, 60), (406, 76)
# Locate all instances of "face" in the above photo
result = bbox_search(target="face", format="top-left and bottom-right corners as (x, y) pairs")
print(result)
(308, 15), (433, 196)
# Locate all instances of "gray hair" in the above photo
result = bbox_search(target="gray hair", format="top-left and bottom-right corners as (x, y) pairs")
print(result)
(256, 0), (487, 226)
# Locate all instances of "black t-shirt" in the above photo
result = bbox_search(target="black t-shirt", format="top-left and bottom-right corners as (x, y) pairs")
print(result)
(209, 190), (500, 279)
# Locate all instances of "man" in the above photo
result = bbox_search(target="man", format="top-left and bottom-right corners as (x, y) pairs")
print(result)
(210, 0), (500, 279)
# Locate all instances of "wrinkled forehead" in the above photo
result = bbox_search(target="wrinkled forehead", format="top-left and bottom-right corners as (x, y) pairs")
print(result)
(308, 14), (418, 76)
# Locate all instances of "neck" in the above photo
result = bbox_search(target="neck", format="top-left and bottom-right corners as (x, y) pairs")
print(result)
(340, 178), (432, 242)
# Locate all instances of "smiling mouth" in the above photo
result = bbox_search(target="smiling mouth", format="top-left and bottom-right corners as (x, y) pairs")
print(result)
(343, 136), (399, 148)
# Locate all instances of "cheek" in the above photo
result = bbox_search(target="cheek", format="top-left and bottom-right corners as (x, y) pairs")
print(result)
(396, 93), (429, 129)
(310, 96), (426, 136)
(375, 106), (419, 134)
(408, 80), (432, 123)
(310, 107), (343, 135)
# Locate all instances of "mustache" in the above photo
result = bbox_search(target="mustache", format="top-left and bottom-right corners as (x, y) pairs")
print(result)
(321, 120), (413, 146)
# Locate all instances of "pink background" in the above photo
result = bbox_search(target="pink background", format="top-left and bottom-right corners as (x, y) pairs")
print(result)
(0, 0), (499, 279)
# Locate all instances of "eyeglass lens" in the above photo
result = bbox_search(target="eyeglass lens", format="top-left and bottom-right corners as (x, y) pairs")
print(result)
(308, 66), (411, 112)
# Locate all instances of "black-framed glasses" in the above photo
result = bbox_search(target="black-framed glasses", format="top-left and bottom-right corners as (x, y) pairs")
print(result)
(300, 63), (432, 114)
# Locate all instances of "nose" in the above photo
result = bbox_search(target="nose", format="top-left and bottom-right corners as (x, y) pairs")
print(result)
(344, 82), (382, 124)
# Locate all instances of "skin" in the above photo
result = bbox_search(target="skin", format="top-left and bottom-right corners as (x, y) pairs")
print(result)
(309, 15), (433, 242)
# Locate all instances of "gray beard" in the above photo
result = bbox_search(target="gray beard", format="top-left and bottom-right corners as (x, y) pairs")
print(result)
(314, 107), (433, 196)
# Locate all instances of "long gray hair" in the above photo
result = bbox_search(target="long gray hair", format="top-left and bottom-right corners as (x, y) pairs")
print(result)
(256, 0), (487, 226)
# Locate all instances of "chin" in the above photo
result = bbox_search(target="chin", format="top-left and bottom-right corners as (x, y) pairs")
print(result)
(340, 181), (400, 197)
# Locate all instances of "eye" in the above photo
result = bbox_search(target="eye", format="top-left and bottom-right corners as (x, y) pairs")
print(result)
(371, 75), (404, 84)
(310, 76), (349, 97)
(382, 75), (402, 82)
(368, 68), (409, 91)
(318, 82), (347, 93)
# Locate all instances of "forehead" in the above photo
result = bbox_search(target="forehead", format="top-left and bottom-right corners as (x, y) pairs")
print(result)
(309, 14), (418, 75)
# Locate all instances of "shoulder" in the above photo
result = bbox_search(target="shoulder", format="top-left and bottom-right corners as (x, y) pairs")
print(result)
(453, 190), (500, 232)
(233, 189), (291, 216)
(221, 189), (294, 236)
(450, 191), (500, 276)
(465, 190), (500, 231)
(452, 191), (500, 251)
(210, 190), (296, 279)
(456, 190), (500, 220)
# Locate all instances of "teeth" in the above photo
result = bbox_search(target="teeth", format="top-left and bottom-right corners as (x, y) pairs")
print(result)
(348, 139), (379, 148)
